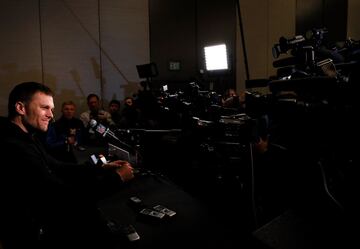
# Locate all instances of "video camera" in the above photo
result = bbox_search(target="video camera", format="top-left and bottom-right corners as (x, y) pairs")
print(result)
(272, 35), (306, 59)
(272, 28), (329, 59)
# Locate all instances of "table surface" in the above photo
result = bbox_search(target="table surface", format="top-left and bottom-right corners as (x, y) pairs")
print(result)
(74, 143), (248, 248)
(97, 171), (245, 248)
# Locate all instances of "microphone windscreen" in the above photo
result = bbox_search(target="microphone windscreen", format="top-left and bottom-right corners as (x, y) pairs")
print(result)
(89, 119), (98, 128)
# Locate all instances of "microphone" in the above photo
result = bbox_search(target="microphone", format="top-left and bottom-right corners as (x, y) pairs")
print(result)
(89, 119), (134, 152)
(89, 119), (118, 140)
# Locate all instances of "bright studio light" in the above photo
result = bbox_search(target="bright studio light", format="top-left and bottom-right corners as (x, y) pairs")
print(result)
(204, 44), (228, 71)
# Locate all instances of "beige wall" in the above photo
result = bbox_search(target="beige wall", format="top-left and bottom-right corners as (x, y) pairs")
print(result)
(0, 0), (42, 116)
(1, 1), (359, 117)
(236, 0), (296, 92)
(348, 0), (360, 40)
(236, 0), (360, 92)
(0, 0), (149, 117)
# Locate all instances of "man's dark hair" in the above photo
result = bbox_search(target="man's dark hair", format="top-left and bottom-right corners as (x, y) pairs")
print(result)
(62, 100), (76, 108)
(8, 82), (53, 119)
(109, 99), (120, 107)
(86, 93), (99, 103)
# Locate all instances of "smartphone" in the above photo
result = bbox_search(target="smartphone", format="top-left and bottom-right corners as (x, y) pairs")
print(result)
(153, 205), (176, 217)
(122, 224), (140, 241)
(139, 208), (165, 219)
(90, 154), (107, 166)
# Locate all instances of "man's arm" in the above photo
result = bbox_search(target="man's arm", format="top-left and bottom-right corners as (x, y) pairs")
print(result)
(79, 111), (90, 128)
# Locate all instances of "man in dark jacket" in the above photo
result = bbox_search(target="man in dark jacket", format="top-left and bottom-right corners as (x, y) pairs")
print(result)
(0, 82), (134, 248)
(46, 100), (86, 163)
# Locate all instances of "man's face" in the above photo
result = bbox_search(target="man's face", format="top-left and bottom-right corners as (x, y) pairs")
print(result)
(229, 89), (236, 97)
(125, 98), (133, 106)
(23, 92), (54, 132)
(109, 103), (120, 113)
(62, 104), (76, 119)
(88, 96), (100, 112)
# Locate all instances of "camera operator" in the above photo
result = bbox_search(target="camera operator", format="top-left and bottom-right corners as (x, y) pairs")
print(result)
(221, 88), (246, 111)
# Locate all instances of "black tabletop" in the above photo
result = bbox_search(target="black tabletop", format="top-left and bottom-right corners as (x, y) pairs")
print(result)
(97, 171), (245, 249)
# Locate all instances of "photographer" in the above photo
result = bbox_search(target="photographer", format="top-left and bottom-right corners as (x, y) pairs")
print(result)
(80, 93), (114, 144)
(80, 93), (114, 129)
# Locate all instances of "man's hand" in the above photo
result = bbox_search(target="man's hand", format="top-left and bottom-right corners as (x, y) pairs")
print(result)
(97, 111), (107, 120)
(67, 136), (76, 145)
(254, 136), (269, 154)
(102, 160), (135, 182)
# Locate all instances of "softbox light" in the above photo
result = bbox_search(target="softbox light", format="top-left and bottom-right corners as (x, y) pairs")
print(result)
(204, 44), (228, 71)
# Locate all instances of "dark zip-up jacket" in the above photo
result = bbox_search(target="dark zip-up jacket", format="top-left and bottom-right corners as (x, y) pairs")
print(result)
(0, 117), (123, 248)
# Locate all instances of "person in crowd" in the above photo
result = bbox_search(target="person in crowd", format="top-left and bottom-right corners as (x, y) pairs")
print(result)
(80, 93), (114, 145)
(46, 101), (86, 163)
(108, 99), (121, 127)
(119, 96), (141, 128)
(221, 88), (238, 107)
(221, 88), (246, 111)
(80, 93), (114, 128)
(135, 81), (161, 128)
(124, 96), (134, 106)
(0, 82), (134, 249)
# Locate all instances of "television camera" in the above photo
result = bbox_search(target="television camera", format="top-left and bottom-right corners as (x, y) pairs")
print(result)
(246, 29), (358, 214)
(263, 28), (358, 113)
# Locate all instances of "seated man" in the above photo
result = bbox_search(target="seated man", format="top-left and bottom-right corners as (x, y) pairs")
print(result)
(108, 99), (122, 127)
(46, 101), (86, 163)
(0, 82), (134, 249)
(119, 96), (141, 128)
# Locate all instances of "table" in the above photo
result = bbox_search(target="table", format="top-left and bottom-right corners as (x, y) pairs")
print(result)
(97, 171), (244, 249)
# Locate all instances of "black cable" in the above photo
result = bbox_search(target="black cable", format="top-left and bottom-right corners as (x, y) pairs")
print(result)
(236, 0), (250, 80)
(317, 160), (343, 210)
(249, 142), (258, 229)
(38, 0), (45, 84)
(97, 0), (104, 105)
